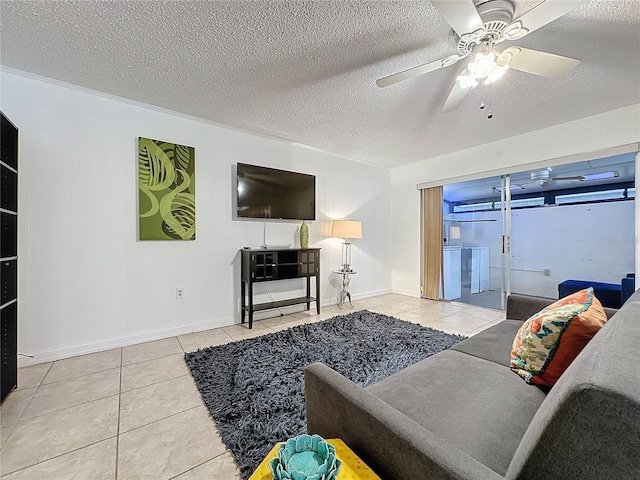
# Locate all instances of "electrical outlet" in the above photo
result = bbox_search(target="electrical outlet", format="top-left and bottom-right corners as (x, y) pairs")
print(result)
(176, 288), (184, 299)
(544, 268), (551, 277)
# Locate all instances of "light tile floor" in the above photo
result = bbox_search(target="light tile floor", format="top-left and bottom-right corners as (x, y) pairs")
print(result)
(0, 294), (504, 479)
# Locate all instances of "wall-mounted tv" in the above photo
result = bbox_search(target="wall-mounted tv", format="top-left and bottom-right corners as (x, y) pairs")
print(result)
(236, 163), (316, 220)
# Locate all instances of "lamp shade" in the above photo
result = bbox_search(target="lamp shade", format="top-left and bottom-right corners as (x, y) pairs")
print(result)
(331, 220), (362, 239)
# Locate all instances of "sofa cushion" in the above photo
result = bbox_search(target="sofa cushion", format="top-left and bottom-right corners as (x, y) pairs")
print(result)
(451, 320), (523, 367)
(510, 287), (607, 387)
(367, 350), (547, 476)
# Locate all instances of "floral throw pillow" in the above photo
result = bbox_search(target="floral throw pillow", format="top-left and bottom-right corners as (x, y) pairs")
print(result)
(510, 287), (607, 387)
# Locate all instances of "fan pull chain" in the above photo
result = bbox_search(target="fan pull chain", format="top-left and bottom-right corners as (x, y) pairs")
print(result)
(480, 82), (493, 119)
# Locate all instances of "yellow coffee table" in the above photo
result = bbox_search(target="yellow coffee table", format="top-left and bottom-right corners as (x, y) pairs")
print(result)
(249, 438), (381, 480)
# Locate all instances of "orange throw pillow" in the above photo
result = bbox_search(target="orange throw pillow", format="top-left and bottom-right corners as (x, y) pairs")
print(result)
(510, 287), (607, 387)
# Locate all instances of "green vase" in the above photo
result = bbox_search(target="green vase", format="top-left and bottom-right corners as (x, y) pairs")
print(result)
(300, 221), (309, 249)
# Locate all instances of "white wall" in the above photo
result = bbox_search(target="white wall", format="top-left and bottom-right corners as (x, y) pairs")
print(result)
(0, 70), (392, 365)
(449, 201), (635, 299)
(511, 201), (635, 298)
(392, 104), (640, 297)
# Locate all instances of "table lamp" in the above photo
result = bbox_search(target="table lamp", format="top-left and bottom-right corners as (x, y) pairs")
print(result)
(331, 220), (362, 272)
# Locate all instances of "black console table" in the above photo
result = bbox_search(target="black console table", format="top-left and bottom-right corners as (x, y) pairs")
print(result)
(240, 248), (320, 329)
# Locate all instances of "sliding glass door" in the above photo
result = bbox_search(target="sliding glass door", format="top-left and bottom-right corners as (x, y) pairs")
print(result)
(499, 175), (512, 310)
(435, 150), (636, 311)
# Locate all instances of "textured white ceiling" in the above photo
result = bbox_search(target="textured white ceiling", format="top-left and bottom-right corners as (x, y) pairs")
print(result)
(1, 0), (639, 168)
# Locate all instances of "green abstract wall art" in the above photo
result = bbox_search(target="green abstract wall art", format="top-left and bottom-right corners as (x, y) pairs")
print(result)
(138, 137), (196, 241)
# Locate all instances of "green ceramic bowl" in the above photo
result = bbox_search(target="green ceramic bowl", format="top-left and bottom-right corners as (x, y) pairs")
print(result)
(269, 434), (342, 480)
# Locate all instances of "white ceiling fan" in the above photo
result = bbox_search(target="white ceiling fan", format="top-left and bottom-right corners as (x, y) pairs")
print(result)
(377, 0), (589, 113)
(522, 168), (620, 188)
(492, 168), (620, 193)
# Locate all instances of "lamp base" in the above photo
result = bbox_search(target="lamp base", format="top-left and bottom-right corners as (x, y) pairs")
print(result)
(341, 241), (353, 272)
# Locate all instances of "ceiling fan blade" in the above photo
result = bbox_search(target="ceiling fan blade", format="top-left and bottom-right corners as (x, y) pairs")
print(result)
(551, 175), (585, 181)
(582, 170), (620, 182)
(376, 55), (462, 88)
(441, 80), (470, 113)
(507, 47), (580, 78)
(581, 170), (619, 181)
(512, 0), (589, 37)
(551, 171), (619, 181)
(431, 0), (484, 38)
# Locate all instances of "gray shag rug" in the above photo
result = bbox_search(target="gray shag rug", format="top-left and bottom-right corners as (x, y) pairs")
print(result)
(184, 309), (465, 478)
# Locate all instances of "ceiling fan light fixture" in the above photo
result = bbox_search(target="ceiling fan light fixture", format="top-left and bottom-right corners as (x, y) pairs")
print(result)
(468, 49), (497, 78)
(457, 72), (478, 89)
(484, 64), (509, 85)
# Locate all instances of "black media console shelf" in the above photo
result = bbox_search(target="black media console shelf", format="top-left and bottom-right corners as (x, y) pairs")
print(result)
(1, 112), (18, 404)
(240, 248), (320, 329)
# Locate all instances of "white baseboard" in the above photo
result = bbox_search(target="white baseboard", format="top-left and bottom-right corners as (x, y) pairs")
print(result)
(352, 289), (392, 300)
(17, 317), (234, 367)
(189, 317), (234, 334)
(391, 288), (421, 298)
(17, 289), (397, 367)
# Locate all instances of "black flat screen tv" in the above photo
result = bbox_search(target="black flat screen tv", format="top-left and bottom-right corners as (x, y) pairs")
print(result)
(236, 163), (316, 220)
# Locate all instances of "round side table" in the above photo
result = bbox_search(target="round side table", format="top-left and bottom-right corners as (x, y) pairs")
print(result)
(332, 269), (356, 308)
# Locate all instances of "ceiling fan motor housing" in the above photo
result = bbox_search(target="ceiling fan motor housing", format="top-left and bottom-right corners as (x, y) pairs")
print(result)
(457, 0), (516, 56)
(530, 168), (552, 183)
(475, 0), (515, 23)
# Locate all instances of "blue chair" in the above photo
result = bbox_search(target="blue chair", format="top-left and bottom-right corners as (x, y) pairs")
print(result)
(558, 280), (622, 309)
(621, 274), (636, 306)
(559, 274), (636, 309)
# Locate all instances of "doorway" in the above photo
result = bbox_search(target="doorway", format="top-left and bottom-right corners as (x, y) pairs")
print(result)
(443, 179), (507, 311)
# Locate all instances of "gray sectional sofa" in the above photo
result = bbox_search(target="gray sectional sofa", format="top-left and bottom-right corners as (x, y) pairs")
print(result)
(304, 290), (640, 479)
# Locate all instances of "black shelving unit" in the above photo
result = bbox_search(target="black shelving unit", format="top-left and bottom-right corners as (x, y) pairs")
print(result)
(240, 248), (320, 328)
(1, 111), (18, 404)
